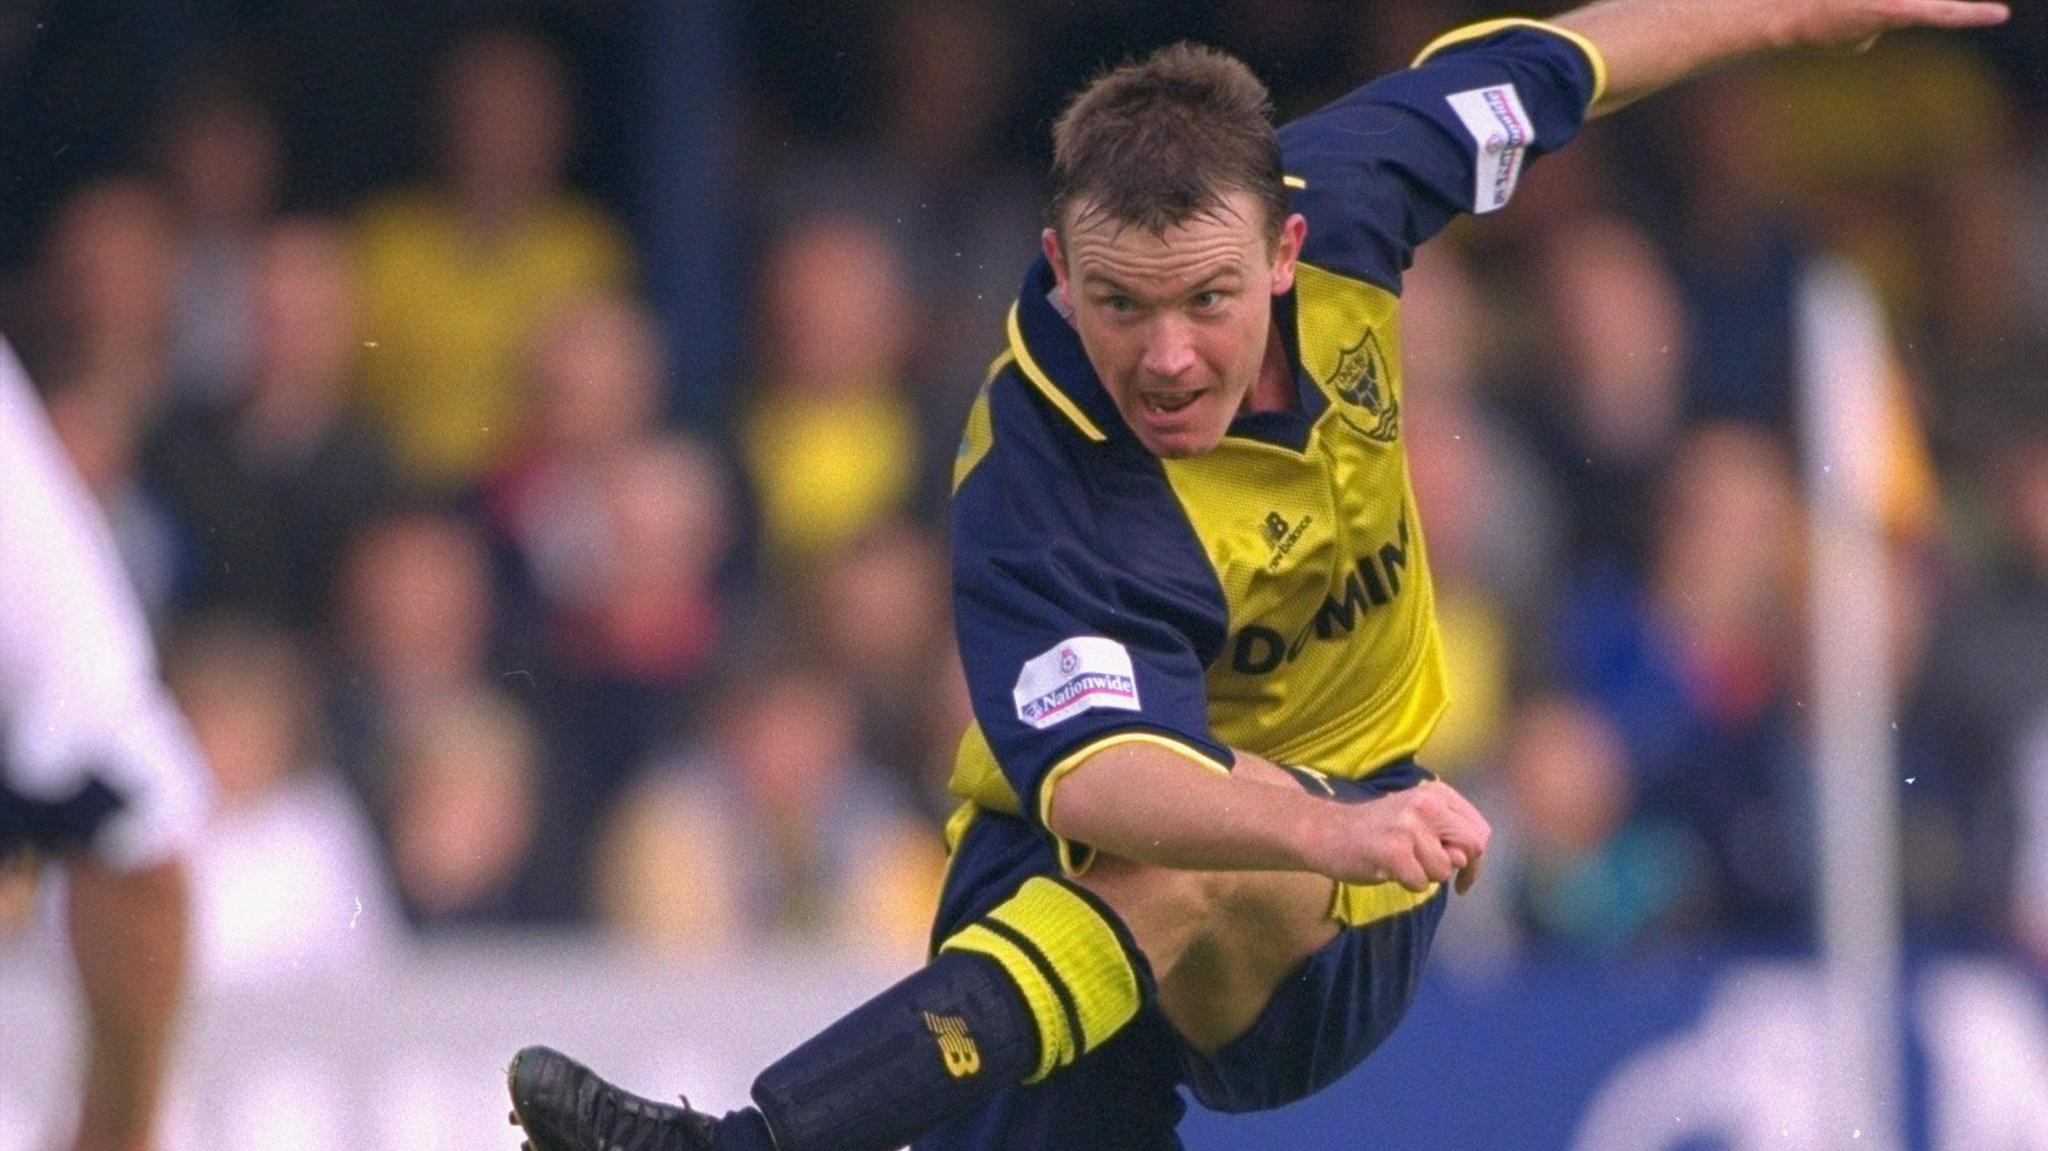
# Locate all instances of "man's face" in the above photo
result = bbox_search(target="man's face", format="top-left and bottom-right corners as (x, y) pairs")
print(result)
(1045, 191), (1305, 458)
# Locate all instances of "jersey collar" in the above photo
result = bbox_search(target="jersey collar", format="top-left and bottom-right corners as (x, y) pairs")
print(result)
(1008, 258), (1121, 442)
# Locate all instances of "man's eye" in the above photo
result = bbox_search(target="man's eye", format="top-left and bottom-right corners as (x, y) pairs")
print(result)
(1104, 296), (1135, 314)
(1192, 291), (1224, 310)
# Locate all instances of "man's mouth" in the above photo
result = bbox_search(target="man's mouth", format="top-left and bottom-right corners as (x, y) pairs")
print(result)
(1139, 388), (1204, 415)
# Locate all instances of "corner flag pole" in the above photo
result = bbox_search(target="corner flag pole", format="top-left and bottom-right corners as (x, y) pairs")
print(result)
(1796, 257), (1906, 1151)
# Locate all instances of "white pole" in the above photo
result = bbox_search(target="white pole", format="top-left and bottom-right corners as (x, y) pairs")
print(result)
(1796, 258), (1905, 1151)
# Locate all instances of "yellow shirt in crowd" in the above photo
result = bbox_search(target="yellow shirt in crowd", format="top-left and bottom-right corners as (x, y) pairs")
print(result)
(354, 191), (632, 490)
(744, 385), (919, 566)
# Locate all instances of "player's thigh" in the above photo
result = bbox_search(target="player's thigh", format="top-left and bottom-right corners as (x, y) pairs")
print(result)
(1183, 760), (1450, 1111)
(1158, 869), (1340, 1053)
(1075, 742), (1337, 970)
(1079, 853), (1338, 1054)
(1185, 881), (1449, 1113)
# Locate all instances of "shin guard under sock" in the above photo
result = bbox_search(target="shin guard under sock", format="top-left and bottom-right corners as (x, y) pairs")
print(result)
(749, 877), (1146, 1151)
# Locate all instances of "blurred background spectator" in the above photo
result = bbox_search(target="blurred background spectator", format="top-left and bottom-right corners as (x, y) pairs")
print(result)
(1513, 214), (1688, 578)
(1550, 424), (1813, 938)
(742, 215), (923, 583)
(145, 215), (394, 630)
(595, 664), (943, 964)
(352, 25), (631, 494)
(382, 685), (547, 929)
(163, 614), (401, 993)
(1, 0), (2043, 972)
(154, 77), (283, 408)
(1497, 693), (1709, 955)
(324, 507), (512, 856)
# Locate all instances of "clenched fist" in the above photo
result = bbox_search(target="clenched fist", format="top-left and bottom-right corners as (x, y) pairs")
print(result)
(1306, 778), (1491, 895)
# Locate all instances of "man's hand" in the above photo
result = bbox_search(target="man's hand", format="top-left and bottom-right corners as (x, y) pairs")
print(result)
(1772, 0), (2009, 52)
(1308, 778), (1492, 895)
(1555, 0), (2009, 113)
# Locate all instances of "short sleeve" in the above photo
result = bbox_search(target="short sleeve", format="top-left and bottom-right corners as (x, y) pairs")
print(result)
(951, 373), (1233, 853)
(1279, 20), (1604, 291)
(0, 339), (211, 870)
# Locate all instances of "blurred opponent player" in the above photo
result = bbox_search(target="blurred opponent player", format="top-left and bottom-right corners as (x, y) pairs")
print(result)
(0, 336), (210, 1151)
(507, 0), (2008, 1148)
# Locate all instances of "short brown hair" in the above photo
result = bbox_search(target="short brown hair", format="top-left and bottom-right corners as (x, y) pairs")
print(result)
(1049, 43), (1286, 245)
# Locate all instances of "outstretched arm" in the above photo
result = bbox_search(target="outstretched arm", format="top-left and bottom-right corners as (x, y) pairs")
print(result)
(1047, 742), (1491, 893)
(1555, 0), (2008, 113)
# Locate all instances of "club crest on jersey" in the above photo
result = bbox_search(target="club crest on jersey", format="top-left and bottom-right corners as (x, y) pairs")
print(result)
(1014, 636), (1140, 729)
(1328, 328), (1400, 443)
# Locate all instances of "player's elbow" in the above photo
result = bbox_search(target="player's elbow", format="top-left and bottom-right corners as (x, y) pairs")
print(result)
(1043, 766), (1109, 846)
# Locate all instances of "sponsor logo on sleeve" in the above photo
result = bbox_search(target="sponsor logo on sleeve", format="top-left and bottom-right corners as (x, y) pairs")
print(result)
(1012, 636), (1141, 730)
(1445, 83), (1532, 214)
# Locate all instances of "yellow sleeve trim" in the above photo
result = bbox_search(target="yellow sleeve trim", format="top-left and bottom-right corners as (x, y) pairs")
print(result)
(1036, 731), (1232, 879)
(1282, 174), (1307, 190)
(1006, 302), (1109, 443)
(1411, 17), (1609, 110)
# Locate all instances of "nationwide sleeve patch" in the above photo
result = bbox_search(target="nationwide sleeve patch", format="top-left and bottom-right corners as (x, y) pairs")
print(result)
(1445, 83), (1532, 214)
(1012, 637), (1141, 730)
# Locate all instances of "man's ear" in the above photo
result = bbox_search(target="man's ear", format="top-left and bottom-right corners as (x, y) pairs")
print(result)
(1270, 212), (1308, 296)
(1042, 227), (1072, 309)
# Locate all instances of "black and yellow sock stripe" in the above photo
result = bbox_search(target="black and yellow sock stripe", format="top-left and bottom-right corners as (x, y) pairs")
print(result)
(939, 876), (1144, 1082)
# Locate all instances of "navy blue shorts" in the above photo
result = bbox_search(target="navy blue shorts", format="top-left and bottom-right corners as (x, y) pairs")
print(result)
(0, 767), (127, 862)
(915, 761), (1450, 1151)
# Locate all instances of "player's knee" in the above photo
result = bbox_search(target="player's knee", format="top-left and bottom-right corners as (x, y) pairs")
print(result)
(1080, 855), (1212, 918)
(1094, 853), (1294, 913)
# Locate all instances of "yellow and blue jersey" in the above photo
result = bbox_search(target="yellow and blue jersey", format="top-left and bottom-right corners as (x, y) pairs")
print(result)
(945, 22), (1604, 872)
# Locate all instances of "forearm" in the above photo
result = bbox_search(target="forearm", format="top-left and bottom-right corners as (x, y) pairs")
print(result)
(1044, 743), (1332, 873)
(1556, 0), (1785, 112)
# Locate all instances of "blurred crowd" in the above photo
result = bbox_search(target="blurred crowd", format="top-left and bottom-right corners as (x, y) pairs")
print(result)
(3, 0), (2047, 986)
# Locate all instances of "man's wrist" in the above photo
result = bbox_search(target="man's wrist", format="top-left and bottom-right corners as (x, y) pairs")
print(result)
(1288, 799), (1345, 877)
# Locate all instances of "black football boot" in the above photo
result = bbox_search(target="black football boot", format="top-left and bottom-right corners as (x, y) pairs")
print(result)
(507, 1045), (718, 1151)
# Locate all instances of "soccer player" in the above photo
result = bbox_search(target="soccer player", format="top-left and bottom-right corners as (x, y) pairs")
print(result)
(507, 0), (2008, 1147)
(0, 336), (211, 1151)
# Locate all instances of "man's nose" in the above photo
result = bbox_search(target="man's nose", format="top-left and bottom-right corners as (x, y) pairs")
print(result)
(1141, 316), (1196, 379)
